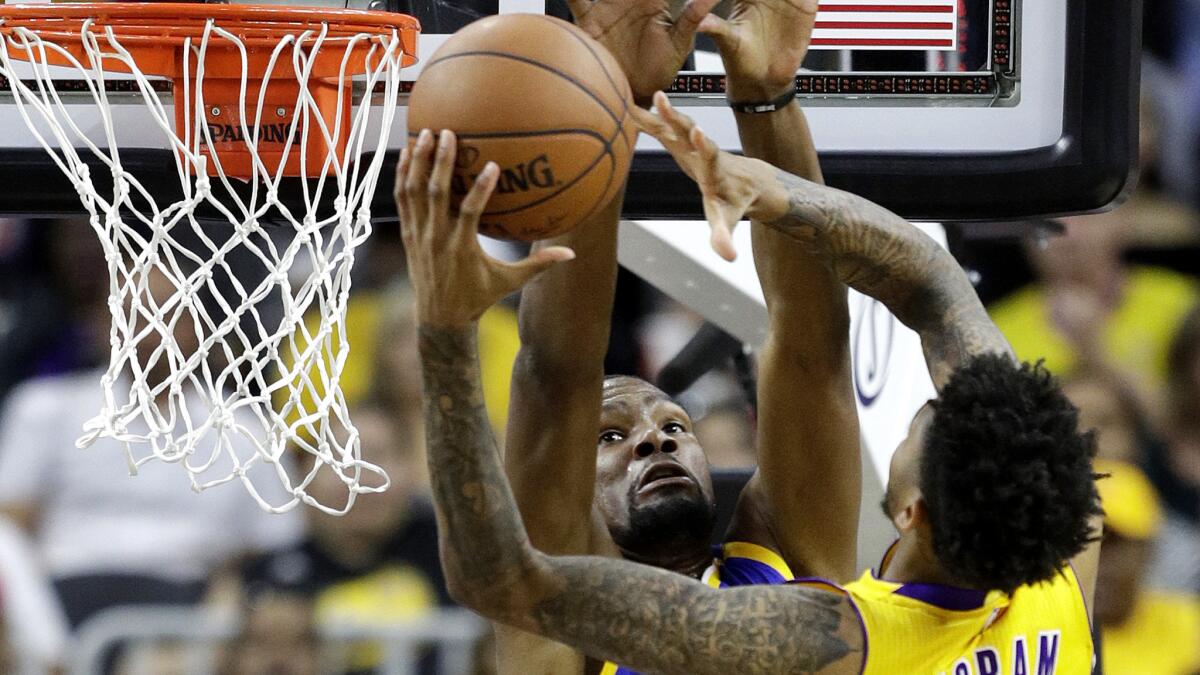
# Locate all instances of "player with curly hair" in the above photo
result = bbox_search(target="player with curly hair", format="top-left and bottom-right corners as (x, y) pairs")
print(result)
(399, 89), (1104, 673)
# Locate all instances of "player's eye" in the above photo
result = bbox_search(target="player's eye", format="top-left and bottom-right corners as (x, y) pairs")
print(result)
(663, 422), (686, 434)
(599, 430), (625, 444)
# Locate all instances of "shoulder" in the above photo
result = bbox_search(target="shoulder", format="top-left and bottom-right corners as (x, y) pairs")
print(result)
(718, 541), (794, 586)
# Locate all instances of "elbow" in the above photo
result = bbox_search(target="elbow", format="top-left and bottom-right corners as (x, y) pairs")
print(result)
(446, 568), (515, 624)
(443, 549), (550, 625)
(445, 569), (493, 613)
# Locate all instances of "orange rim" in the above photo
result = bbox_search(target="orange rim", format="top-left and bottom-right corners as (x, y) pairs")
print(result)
(0, 3), (420, 72)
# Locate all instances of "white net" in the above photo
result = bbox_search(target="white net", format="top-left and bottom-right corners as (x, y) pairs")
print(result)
(0, 13), (409, 513)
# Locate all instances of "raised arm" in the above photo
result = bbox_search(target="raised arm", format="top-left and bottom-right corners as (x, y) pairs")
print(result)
(634, 95), (1013, 388)
(501, 4), (722, 669)
(505, 198), (620, 557)
(702, 0), (861, 581)
(498, 197), (621, 674)
(752, 169), (1013, 387)
(401, 131), (864, 675)
(504, 0), (731, 575)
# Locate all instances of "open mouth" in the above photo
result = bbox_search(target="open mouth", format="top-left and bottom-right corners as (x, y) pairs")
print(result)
(637, 462), (694, 494)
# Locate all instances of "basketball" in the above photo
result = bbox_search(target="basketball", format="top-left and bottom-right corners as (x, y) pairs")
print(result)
(406, 14), (636, 241)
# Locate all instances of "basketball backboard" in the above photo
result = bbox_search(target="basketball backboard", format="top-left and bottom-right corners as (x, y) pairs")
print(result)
(0, 0), (1139, 222)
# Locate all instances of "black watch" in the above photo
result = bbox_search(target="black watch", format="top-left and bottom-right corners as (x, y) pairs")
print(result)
(727, 90), (797, 114)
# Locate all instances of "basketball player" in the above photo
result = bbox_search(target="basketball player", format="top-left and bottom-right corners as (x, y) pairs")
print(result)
(398, 96), (1103, 673)
(493, 0), (859, 673)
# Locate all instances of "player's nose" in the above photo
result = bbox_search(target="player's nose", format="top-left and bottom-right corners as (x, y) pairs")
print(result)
(633, 428), (678, 458)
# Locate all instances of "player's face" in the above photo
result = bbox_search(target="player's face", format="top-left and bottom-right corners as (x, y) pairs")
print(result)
(594, 381), (716, 552)
(882, 402), (934, 529)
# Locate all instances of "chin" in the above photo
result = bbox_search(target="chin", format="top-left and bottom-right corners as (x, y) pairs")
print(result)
(620, 491), (716, 550)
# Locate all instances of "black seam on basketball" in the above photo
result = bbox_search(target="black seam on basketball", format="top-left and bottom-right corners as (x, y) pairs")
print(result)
(405, 128), (609, 142)
(574, 145), (617, 228)
(404, 127), (619, 219)
(409, 124), (629, 165)
(422, 51), (621, 128)
(529, 19), (633, 166)
(526, 15), (630, 114)
(467, 132), (614, 217)
(609, 106), (633, 157)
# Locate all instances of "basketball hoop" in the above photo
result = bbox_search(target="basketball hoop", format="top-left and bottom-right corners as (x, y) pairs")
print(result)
(0, 3), (419, 514)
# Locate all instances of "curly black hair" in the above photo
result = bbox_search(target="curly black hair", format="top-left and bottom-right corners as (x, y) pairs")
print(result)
(920, 354), (1102, 594)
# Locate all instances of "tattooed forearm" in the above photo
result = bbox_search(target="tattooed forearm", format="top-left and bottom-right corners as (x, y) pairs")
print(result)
(763, 170), (1013, 387)
(418, 324), (539, 613)
(420, 324), (864, 674)
(534, 558), (862, 675)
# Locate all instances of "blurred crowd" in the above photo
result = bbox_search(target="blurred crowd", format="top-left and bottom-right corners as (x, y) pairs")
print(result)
(0, 9), (1199, 675)
(0, 210), (755, 675)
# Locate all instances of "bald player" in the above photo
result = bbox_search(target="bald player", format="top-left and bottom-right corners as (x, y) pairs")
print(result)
(399, 92), (1103, 673)
(494, 0), (859, 673)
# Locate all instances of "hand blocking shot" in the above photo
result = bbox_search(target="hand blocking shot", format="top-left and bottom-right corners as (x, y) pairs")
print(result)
(402, 86), (1106, 673)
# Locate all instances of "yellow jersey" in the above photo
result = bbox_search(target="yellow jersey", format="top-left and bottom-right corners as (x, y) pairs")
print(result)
(800, 544), (1095, 675)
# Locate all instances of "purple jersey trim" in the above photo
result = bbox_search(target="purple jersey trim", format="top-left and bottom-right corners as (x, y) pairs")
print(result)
(713, 544), (790, 586)
(874, 539), (988, 611)
(892, 582), (988, 611)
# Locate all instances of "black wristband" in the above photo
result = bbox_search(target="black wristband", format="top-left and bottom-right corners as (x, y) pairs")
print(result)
(728, 90), (796, 114)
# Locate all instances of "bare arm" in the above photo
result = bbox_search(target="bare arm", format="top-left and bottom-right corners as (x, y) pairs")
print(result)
(736, 126), (861, 580)
(419, 324), (864, 675)
(505, 196), (621, 557)
(753, 168), (1013, 387)
(498, 192), (621, 675)
(634, 95), (1014, 389)
(709, 0), (860, 580)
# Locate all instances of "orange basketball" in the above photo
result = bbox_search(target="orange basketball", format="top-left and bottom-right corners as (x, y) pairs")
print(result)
(406, 14), (635, 241)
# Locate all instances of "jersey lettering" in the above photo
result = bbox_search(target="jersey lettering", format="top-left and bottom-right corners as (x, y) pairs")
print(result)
(930, 633), (1065, 675)
(976, 647), (1000, 675)
(1036, 631), (1060, 675)
(1012, 636), (1028, 675)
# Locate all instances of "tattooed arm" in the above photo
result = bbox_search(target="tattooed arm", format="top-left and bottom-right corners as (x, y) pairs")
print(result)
(634, 94), (1013, 389)
(401, 128), (864, 675)
(419, 323), (865, 675)
(756, 169), (1012, 388)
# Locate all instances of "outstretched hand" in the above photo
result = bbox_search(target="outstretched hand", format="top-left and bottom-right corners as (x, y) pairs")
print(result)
(700, 0), (817, 99)
(632, 93), (767, 261)
(567, 0), (721, 105)
(396, 129), (575, 328)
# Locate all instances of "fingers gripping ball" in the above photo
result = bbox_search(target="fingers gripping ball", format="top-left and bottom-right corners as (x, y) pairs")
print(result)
(407, 14), (636, 241)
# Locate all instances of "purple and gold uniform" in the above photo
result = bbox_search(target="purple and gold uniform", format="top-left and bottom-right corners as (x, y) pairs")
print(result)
(796, 543), (1094, 675)
(600, 542), (793, 675)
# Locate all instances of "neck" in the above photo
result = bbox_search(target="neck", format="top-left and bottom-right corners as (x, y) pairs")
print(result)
(880, 536), (973, 589)
(618, 540), (713, 579)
